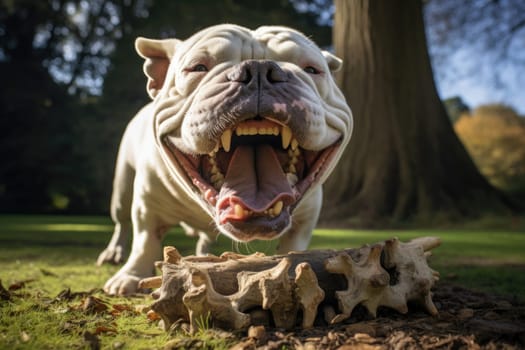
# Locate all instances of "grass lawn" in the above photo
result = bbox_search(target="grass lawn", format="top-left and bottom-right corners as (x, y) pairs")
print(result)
(0, 214), (524, 349)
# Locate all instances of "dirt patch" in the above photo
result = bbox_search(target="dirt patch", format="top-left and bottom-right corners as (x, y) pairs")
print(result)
(226, 282), (525, 350)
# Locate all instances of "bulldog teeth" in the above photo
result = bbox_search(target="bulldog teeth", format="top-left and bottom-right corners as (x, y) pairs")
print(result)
(233, 204), (252, 219)
(286, 173), (298, 186)
(230, 122), (295, 149)
(273, 201), (283, 216)
(214, 180), (224, 190)
(286, 146), (301, 176)
(208, 151), (225, 190)
(281, 126), (292, 149)
(221, 129), (232, 152)
(210, 173), (223, 183)
(264, 201), (284, 217)
(291, 138), (299, 150)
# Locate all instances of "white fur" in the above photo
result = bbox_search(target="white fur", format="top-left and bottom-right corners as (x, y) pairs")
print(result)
(99, 25), (352, 295)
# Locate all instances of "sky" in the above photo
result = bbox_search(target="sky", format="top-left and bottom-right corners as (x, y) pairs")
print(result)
(27, 0), (524, 116)
(422, 0), (525, 116)
(431, 47), (525, 115)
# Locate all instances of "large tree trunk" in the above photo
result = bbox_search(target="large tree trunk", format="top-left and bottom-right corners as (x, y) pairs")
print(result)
(322, 0), (512, 226)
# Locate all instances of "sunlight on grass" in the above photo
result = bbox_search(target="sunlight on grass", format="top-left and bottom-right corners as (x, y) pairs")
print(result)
(5, 223), (114, 232)
(0, 215), (524, 349)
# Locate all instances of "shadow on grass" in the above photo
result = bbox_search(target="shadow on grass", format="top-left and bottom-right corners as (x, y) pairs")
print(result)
(1, 214), (524, 300)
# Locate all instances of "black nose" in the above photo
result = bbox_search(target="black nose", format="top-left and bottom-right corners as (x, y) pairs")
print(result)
(227, 60), (288, 85)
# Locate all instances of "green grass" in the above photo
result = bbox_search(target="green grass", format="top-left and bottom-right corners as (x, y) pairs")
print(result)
(0, 215), (524, 349)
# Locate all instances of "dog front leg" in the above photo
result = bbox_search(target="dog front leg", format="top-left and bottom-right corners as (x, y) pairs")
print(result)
(97, 222), (131, 266)
(103, 214), (165, 295)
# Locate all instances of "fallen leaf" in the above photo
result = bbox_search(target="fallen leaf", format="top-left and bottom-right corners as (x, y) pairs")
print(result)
(147, 310), (161, 321)
(82, 296), (108, 314)
(94, 326), (118, 335)
(112, 304), (134, 312)
(110, 303), (137, 316)
(8, 279), (36, 291)
(56, 288), (98, 302)
(56, 288), (73, 301)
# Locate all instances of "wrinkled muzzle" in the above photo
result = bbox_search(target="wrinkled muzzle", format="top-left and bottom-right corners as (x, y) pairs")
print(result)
(160, 59), (349, 242)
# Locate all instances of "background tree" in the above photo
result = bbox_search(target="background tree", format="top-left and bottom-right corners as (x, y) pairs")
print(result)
(455, 104), (525, 198)
(321, 0), (514, 226)
(0, 0), (330, 213)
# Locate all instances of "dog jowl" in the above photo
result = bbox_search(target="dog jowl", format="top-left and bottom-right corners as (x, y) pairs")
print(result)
(98, 24), (353, 295)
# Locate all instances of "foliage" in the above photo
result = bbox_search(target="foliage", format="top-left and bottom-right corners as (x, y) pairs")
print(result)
(425, 0), (525, 107)
(0, 0), (330, 214)
(454, 104), (525, 197)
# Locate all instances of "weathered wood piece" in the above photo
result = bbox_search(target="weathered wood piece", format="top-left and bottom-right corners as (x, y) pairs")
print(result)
(143, 237), (441, 332)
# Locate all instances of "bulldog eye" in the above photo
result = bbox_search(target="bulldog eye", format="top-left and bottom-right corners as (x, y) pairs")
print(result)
(303, 66), (321, 75)
(190, 64), (208, 72)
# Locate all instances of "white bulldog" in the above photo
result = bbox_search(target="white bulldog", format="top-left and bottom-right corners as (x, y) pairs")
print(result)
(98, 24), (353, 295)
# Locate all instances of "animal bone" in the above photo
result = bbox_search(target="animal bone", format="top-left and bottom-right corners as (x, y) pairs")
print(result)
(145, 237), (440, 332)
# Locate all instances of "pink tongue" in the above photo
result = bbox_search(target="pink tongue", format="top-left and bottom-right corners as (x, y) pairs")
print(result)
(218, 145), (294, 212)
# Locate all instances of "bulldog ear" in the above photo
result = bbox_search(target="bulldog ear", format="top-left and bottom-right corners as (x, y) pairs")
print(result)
(322, 51), (343, 73)
(135, 37), (181, 99)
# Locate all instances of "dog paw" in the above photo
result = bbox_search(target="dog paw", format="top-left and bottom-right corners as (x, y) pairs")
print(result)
(97, 245), (125, 266)
(103, 271), (146, 296)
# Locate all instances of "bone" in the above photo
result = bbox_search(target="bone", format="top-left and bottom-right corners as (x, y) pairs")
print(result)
(163, 246), (182, 264)
(138, 276), (163, 289)
(145, 236), (441, 331)
(295, 262), (325, 328)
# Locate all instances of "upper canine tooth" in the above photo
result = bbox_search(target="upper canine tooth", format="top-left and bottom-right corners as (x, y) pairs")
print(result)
(273, 201), (283, 216)
(221, 129), (232, 152)
(281, 126), (292, 149)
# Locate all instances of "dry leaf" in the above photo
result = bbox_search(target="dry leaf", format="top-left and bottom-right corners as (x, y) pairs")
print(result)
(82, 296), (108, 314)
(147, 309), (161, 321)
(8, 279), (36, 291)
(94, 326), (117, 335)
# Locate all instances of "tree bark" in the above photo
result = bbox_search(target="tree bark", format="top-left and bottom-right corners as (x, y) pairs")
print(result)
(322, 0), (512, 226)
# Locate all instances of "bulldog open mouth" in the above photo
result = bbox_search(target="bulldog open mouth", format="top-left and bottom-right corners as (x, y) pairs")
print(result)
(165, 117), (340, 241)
(98, 24), (352, 295)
